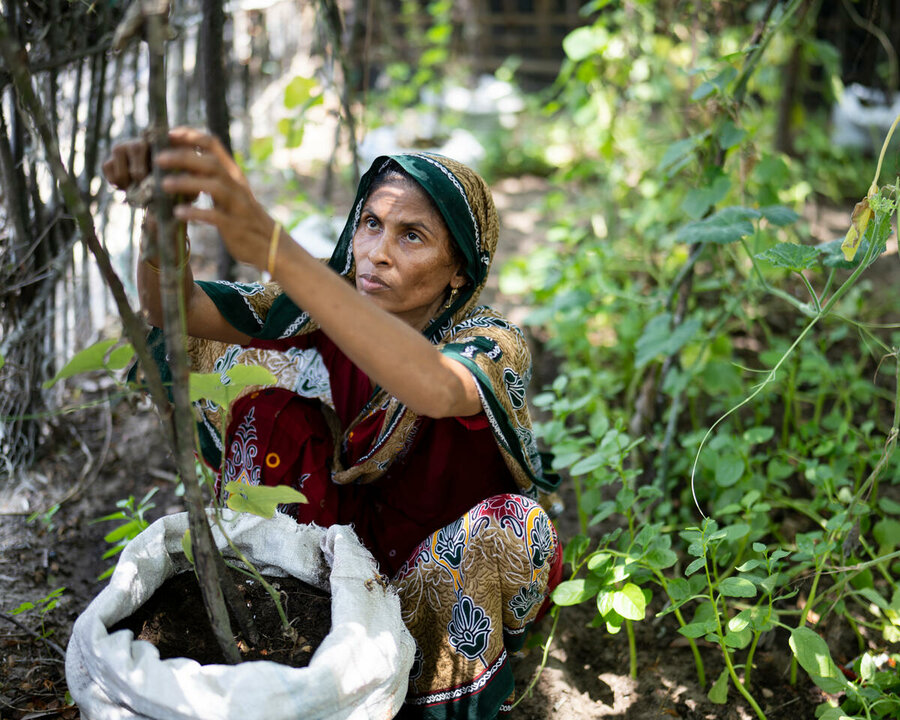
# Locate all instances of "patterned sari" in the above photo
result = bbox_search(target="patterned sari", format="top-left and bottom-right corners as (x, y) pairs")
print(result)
(139, 153), (562, 718)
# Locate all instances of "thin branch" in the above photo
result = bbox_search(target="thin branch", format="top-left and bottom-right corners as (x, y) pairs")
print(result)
(0, 612), (66, 659)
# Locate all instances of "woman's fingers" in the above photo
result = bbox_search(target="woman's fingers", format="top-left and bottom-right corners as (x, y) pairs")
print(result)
(102, 140), (150, 189)
(167, 127), (247, 185)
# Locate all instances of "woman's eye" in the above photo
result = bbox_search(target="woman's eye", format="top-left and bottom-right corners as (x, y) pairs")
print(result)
(405, 232), (423, 243)
(365, 217), (379, 230)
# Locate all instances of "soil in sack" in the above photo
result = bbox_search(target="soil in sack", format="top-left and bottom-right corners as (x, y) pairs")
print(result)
(110, 566), (332, 667)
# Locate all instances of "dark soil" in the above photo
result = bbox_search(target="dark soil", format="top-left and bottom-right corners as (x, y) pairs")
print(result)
(109, 567), (331, 667)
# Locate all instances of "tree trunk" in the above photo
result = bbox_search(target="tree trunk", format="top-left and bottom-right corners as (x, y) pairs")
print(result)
(200, 0), (237, 282)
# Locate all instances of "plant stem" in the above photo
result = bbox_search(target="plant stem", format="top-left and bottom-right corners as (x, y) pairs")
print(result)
(790, 550), (827, 685)
(674, 606), (706, 687)
(798, 273), (821, 313)
(625, 619), (637, 679)
(704, 561), (767, 719)
(744, 631), (761, 687)
(869, 112), (900, 195)
(691, 225), (881, 516)
(572, 472), (588, 535)
(509, 608), (561, 711)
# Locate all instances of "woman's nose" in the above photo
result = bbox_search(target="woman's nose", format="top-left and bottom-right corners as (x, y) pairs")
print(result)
(367, 234), (392, 265)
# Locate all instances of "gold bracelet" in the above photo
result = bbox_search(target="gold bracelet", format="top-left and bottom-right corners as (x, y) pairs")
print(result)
(267, 222), (282, 278)
(144, 239), (191, 274)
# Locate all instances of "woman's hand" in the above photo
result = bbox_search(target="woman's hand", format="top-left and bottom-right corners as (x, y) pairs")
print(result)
(156, 127), (276, 272)
(102, 138), (151, 191)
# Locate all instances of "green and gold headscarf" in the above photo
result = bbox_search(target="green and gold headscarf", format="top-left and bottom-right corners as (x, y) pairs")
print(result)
(179, 153), (558, 498)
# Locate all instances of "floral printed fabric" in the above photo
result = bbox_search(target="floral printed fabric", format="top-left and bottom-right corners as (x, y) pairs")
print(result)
(393, 494), (562, 720)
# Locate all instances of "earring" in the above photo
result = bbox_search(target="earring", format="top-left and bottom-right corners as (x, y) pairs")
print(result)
(443, 286), (459, 309)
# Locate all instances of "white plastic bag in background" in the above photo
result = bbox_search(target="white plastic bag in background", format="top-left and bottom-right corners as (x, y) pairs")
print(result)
(66, 510), (415, 720)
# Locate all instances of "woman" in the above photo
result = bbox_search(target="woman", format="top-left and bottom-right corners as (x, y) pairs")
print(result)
(103, 128), (562, 719)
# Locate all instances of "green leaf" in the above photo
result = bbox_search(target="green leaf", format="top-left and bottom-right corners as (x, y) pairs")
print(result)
(816, 709), (854, 720)
(760, 205), (800, 226)
(685, 557), (706, 576)
(789, 626), (852, 694)
(597, 589), (614, 617)
(874, 518), (900, 551)
(189, 365), (278, 408)
(708, 668), (729, 704)
(645, 546), (678, 570)
(250, 136), (274, 163)
(715, 452), (743, 488)
(724, 626), (752, 648)
(106, 343), (135, 370)
(284, 76), (319, 109)
(676, 206), (759, 245)
(12, 601), (35, 614)
(743, 426), (774, 445)
(667, 578), (691, 603)
(859, 652), (877, 683)
(658, 135), (705, 176)
(0, 352), (4, 371)
(605, 609), (624, 634)
(562, 26), (607, 62)
(635, 313), (702, 369)
(728, 610), (751, 633)
(181, 529), (194, 565)
(756, 243), (820, 272)
(735, 559), (761, 572)
(691, 67), (737, 101)
(587, 552), (612, 574)
(718, 121), (746, 150)
(570, 451), (607, 476)
(718, 577), (757, 598)
(552, 576), (602, 606)
(681, 175), (731, 220)
(612, 583), (646, 621)
(819, 237), (886, 269)
(224, 482), (308, 519)
(722, 523), (750, 542)
(679, 619), (716, 638)
(104, 520), (140, 544)
(879, 497), (900, 515)
(563, 535), (590, 569)
(43, 338), (118, 389)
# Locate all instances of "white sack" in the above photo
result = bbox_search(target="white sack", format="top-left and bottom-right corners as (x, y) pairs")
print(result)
(66, 510), (415, 720)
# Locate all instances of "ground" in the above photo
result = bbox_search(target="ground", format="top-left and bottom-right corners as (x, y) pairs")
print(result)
(0, 397), (831, 719)
(0, 174), (873, 719)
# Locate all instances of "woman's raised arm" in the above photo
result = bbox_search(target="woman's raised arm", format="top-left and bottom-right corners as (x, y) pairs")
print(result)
(156, 127), (482, 419)
(102, 140), (251, 346)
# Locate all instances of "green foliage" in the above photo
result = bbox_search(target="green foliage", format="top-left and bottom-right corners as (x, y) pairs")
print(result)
(189, 364), (277, 409)
(27, 503), (60, 532)
(223, 481), (307, 518)
(12, 586), (66, 638)
(43, 338), (134, 389)
(93, 488), (158, 581)
(495, 3), (900, 717)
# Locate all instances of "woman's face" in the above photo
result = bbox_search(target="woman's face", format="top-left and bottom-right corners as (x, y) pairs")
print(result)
(353, 179), (466, 330)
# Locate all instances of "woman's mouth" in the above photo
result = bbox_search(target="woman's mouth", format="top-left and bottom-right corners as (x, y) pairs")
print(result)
(357, 273), (389, 292)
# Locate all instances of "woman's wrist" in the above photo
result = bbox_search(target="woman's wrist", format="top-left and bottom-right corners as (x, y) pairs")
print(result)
(139, 212), (192, 272)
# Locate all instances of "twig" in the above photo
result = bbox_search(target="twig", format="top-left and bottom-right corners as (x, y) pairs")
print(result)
(0, 612), (66, 658)
(143, 3), (245, 664)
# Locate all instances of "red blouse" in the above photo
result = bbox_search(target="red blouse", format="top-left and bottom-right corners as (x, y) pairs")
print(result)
(247, 331), (517, 575)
